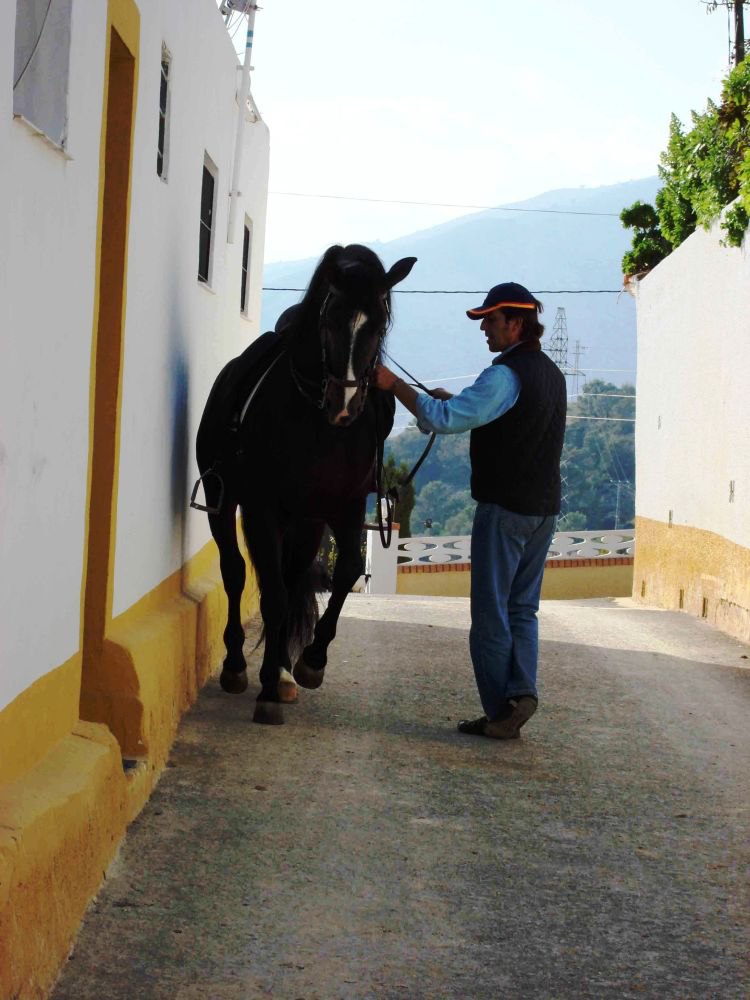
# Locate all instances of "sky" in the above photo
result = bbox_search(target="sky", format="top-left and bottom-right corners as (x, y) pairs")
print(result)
(222, 0), (735, 264)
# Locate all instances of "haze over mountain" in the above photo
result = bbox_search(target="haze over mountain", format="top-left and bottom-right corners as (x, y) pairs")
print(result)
(261, 177), (659, 431)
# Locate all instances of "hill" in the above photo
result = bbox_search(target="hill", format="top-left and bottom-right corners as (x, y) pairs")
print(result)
(262, 177), (658, 432)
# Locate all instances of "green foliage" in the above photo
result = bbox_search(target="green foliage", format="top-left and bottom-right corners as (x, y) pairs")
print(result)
(412, 480), (475, 536)
(621, 56), (750, 276)
(385, 382), (635, 533)
(562, 381), (635, 529)
(620, 200), (674, 276)
(379, 454), (416, 537)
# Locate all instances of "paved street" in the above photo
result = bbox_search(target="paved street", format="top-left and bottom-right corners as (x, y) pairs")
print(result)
(51, 596), (750, 1000)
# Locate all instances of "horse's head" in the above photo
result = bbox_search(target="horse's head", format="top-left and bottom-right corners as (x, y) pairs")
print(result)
(314, 245), (417, 426)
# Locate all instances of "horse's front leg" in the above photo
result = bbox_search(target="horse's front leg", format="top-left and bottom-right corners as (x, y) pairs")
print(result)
(241, 504), (291, 725)
(293, 500), (365, 689)
(206, 500), (249, 695)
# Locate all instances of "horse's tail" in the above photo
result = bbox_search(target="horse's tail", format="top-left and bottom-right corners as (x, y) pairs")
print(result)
(284, 560), (330, 656)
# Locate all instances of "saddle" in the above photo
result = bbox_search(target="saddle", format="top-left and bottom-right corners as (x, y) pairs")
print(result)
(192, 329), (286, 512)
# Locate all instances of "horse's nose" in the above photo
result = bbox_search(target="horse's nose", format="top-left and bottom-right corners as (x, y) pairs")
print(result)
(332, 408), (354, 426)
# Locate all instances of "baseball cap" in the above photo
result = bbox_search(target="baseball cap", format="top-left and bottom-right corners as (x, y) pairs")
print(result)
(466, 281), (539, 319)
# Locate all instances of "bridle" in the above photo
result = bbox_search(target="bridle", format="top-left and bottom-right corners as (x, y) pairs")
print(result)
(288, 288), (385, 411)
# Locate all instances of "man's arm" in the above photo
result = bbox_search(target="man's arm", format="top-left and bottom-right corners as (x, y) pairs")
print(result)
(374, 366), (451, 416)
(375, 363), (519, 434)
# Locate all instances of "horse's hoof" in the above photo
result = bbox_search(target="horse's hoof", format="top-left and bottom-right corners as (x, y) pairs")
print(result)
(293, 656), (325, 690)
(253, 700), (284, 725)
(220, 668), (248, 694)
(278, 667), (298, 704)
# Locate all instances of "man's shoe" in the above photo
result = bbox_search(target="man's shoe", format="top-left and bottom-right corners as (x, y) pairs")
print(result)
(457, 715), (488, 736)
(484, 696), (537, 740)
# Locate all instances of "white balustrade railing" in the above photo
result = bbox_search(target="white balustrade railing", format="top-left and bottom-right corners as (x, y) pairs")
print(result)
(397, 530), (635, 567)
(364, 528), (635, 593)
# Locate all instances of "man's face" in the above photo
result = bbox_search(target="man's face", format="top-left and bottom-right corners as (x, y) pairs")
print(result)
(480, 311), (522, 353)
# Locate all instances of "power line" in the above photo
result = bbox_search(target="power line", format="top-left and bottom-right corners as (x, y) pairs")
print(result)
(268, 190), (622, 219)
(263, 286), (623, 294)
(391, 413), (635, 430)
(396, 371), (635, 385)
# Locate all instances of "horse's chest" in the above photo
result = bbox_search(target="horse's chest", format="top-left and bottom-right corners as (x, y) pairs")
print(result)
(249, 418), (374, 508)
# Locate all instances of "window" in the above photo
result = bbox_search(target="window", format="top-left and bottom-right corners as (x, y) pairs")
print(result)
(241, 220), (252, 314)
(198, 156), (217, 284)
(157, 46), (171, 179)
(13, 0), (73, 148)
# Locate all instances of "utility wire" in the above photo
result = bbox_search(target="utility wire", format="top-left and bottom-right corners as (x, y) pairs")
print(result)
(263, 286), (623, 294)
(269, 190), (622, 219)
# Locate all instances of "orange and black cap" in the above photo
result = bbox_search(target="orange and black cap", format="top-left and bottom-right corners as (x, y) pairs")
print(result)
(466, 281), (539, 319)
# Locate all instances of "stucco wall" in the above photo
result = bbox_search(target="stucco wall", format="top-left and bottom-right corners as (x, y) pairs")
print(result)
(114, 3), (269, 616)
(0, 3), (107, 709)
(633, 214), (750, 638)
(634, 217), (749, 546)
(0, 0), (269, 712)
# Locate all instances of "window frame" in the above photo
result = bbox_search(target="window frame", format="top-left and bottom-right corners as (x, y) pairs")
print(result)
(241, 218), (252, 316)
(198, 154), (218, 286)
(157, 44), (172, 180)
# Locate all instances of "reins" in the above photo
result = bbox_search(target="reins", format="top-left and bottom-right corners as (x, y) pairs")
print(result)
(374, 351), (438, 549)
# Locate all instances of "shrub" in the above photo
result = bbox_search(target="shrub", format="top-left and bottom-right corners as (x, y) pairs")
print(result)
(621, 56), (750, 277)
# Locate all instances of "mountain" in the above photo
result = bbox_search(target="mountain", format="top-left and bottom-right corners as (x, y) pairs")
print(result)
(261, 177), (659, 431)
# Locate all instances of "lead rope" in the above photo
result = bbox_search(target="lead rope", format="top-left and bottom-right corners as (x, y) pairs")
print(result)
(374, 353), (438, 548)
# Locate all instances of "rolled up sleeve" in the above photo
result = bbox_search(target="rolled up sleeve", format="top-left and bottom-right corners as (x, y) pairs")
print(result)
(414, 364), (520, 434)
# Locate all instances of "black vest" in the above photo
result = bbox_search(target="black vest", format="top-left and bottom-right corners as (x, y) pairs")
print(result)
(469, 342), (567, 515)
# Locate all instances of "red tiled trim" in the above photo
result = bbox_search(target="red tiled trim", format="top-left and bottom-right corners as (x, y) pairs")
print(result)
(397, 557), (634, 574)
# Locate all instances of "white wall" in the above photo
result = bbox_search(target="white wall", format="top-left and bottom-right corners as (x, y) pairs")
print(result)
(113, 0), (269, 615)
(0, 3), (108, 708)
(0, 0), (270, 709)
(634, 215), (750, 546)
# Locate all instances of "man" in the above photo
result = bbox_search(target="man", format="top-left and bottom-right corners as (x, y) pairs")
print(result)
(374, 282), (566, 740)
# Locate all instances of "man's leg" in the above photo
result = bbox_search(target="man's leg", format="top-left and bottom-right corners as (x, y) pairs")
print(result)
(468, 502), (524, 722)
(505, 513), (557, 700)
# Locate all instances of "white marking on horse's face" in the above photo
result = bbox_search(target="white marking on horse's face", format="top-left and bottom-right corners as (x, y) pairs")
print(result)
(343, 311), (368, 410)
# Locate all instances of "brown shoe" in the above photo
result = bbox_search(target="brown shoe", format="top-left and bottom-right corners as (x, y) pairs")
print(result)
(484, 697), (537, 740)
(457, 715), (488, 736)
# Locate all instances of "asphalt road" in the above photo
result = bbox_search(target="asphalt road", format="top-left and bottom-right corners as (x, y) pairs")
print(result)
(50, 596), (750, 1000)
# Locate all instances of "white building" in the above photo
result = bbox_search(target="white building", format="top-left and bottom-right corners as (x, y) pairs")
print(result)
(0, 2), (269, 995)
(632, 213), (750, 643)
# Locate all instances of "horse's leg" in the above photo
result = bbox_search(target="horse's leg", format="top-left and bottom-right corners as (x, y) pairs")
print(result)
(293, 500), (365, 689)
(276, 519), (326, 703)
(206, 498), (249, 694)
(241, 504), (290, 725)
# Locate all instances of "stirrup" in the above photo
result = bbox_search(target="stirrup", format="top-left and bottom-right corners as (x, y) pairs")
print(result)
(189, 467), (225, 514)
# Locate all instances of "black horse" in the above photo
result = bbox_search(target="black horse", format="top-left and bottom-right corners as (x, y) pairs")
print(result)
(195, 244), (417, 725)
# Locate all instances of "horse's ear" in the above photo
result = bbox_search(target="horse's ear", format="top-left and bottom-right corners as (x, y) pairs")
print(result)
(385, 256), (417, 289)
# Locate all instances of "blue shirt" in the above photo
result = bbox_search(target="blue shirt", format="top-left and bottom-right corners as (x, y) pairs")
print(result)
(414, 354), (521, 435)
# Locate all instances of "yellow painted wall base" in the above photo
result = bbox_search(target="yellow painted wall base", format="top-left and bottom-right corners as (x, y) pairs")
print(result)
(633, 516), (750, 643)
(0, 722), (128, 1000)
(81, 547), (259, 818)
(0, 540), (258, 999)
(396, 560), (634, 600)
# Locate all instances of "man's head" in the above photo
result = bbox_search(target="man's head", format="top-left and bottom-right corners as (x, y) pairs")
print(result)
(466, 281), (545, 353)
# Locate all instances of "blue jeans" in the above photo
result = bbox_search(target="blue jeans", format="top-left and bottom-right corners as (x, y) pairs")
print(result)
(469, 502), (556, 720)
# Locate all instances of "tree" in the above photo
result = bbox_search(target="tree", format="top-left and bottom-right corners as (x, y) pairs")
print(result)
(621, 55), (750, 276)
(379, 454), (416, 537)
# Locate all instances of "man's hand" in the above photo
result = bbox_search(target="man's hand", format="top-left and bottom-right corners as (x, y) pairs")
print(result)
(427, 387), (453, 401)
(374, 364), (399, 391)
